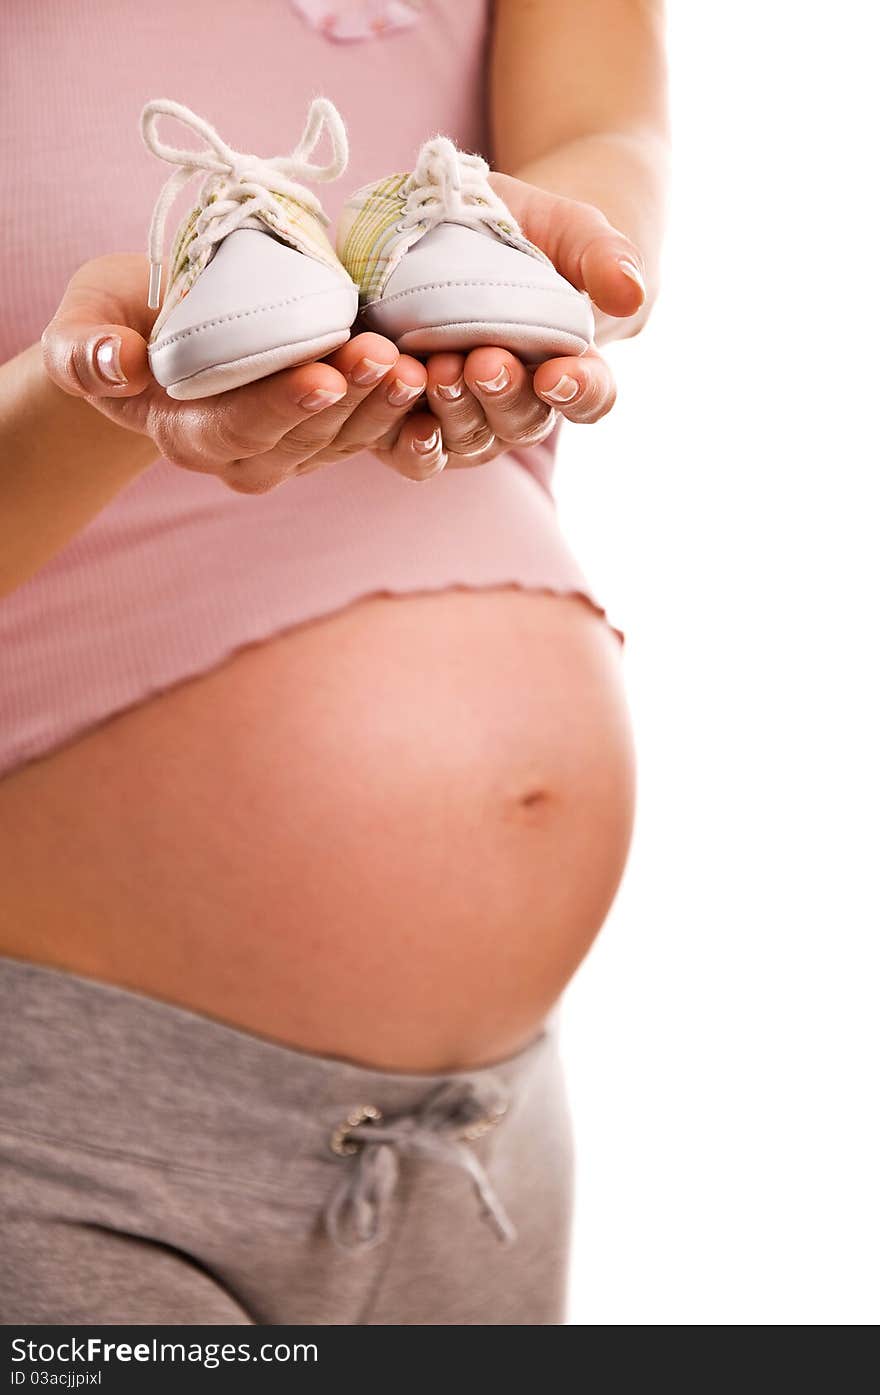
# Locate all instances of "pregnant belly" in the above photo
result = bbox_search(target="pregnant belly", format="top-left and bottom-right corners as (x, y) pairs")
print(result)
(0, 589), (634, 1071)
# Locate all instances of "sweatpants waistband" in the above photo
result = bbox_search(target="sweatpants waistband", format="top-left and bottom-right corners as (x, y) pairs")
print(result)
(0, 955), (553, 1193)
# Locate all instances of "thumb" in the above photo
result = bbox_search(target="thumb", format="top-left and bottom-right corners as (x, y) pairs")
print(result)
(41, 258), (154, 398)
(490, 173), (647, 319)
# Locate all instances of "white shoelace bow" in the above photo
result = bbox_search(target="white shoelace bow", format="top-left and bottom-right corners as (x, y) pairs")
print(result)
(398, 135), (515, 238)
(141, 98), (349, 308)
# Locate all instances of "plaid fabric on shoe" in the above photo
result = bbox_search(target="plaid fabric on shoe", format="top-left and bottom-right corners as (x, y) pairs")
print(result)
(336, 139), (552, 307)
(156, 190), (346, 336)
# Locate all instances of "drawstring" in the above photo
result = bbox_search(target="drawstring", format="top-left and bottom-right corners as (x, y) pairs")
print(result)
(398, 135), (515, 239)
(325, 1079), (516, 1251)
(141, 98), (349, 308)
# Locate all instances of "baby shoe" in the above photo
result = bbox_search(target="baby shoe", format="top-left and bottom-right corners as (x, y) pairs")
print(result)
(336, 136), (593, 360)
(142, 99), (358, 399)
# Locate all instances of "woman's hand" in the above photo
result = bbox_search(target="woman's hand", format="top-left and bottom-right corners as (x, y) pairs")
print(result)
(41, 254), (447, 491)
(42, 180), (650, 490)
(405, 176), (648, 470)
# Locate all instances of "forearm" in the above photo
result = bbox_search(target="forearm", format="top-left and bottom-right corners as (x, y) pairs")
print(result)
(0, 344), (157, 597)
(491, 0), (669, 342)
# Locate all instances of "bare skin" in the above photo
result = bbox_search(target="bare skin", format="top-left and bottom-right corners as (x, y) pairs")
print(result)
(0, 0), (667, 1069)
(0, 591), (633, 1070)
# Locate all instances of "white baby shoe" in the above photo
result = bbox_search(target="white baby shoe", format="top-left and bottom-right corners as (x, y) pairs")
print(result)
(336, 136), (593, 360)
(142, 99), (358, 399)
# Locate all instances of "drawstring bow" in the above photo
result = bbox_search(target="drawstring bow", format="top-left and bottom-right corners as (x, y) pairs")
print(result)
(325, 1078), (516, 1250)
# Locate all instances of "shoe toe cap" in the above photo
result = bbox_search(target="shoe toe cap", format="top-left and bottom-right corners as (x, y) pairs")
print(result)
(150, 230), (357, 394)
(362, 224), (594, 359)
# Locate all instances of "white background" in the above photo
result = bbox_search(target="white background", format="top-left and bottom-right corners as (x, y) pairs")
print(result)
(558, 0), (878, 1324)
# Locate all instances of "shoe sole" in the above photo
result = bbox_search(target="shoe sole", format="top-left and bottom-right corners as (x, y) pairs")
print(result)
(392, 321), (591, 362)
(159, 327), (353, 400)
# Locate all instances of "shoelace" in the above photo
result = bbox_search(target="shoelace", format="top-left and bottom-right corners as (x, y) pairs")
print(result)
(398, 135), (516, 239)
(141, 98), (349, 309)
(324, 1079), (516, 1250)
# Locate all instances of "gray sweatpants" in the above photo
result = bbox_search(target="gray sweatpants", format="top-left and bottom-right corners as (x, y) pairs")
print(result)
(0, 956), (573, 1324)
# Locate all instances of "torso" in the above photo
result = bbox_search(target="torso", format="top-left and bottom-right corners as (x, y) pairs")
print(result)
(0, 589), (633, 1070)
(1, 1), (634, 1070)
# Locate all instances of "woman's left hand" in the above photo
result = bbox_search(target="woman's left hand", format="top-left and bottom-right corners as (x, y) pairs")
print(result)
(376, 177), (648, 470)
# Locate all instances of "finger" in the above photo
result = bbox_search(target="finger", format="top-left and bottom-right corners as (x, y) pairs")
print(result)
(247, 332), (399, 476)
(265, 332), (401, 472)
(378, 412), (447, 483)
(489, 174), (647, 319)
(533, 350), (617, 425)
(322, 331), (400, 421)
(324, 354), (427, 462)
(463, 348), (555, 445)
(444, 438), (505, 470)
(227, 330), (396, 451)
(40, 255), (155, 398)
(147, 359), (349, 483)
(574, 217), (647, 320)
(425, 353), (495, 458)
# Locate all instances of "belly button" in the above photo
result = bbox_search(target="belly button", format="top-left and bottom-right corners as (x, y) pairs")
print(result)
(519, 789), (550, 810)
(500, 779), (557, 822)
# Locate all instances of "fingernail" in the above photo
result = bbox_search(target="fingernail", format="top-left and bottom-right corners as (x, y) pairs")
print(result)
(350, 357), (393, 387)
(542, 374), (580, 405)
(93, 336), (126, 386)
(435, 378), (464, 401)
(475, 365), (510, 395)
(298, 388), (346, 411)
(618, 258), (646, 300)
(387, 378), (424, 407)
(413, 428), (442, 456)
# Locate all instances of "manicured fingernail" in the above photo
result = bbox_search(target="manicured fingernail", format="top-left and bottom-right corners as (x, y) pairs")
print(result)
(435, 378), (464, 401)
(618, 258), (646, 300)
(93, 336), (126, 386)
(475, 365), (510, 395)
(298, 388), (345, 411)
(350, 357), (393, 386)
(387, 378), (424, 407)
(542, 374), (580, 405)
(413, 428), (441, 456)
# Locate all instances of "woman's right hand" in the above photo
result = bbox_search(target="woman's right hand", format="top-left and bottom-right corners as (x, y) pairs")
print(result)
(42, 254), (446, 491)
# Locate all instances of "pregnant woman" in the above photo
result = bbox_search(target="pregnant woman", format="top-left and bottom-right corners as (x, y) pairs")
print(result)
(0, 0), (667, 1324)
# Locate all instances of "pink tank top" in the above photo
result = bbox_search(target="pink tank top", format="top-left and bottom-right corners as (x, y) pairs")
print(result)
(0, 0), (603, 777)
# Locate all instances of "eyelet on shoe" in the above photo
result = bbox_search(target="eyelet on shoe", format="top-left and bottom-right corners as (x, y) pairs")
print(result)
(330, 1104), (383, 1156)
(458, 1100), (508, 1142)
